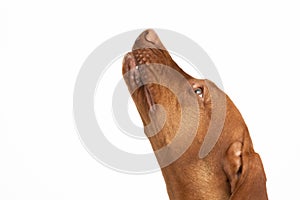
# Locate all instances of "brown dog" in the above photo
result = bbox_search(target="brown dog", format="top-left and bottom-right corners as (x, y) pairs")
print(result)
(122, 29), (268, 200)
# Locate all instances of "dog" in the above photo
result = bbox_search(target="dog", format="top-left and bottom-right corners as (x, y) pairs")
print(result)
(122, 29), (268, 200)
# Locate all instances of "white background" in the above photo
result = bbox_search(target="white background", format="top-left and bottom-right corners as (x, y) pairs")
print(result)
(1, 1), (300, 199)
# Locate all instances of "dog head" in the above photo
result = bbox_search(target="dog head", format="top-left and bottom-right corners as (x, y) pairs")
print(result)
(122, 29), (267, 199)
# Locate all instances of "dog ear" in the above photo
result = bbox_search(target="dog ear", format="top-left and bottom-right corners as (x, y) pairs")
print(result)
(223, 141), (243, 193)
(223, 141), (268, 200)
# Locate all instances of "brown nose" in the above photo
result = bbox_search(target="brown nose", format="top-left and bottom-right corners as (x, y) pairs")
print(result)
(133, 29), (166, 51)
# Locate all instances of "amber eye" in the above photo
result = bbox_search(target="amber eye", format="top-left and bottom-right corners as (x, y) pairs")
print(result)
(194, 88), (203, 97)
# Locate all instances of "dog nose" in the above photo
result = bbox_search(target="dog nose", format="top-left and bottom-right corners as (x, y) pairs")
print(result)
(133, 29), (166, 51)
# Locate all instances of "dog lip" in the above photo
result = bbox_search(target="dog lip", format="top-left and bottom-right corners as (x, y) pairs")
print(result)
(122, 52), (143, 86)
(122, 52), (156, 110)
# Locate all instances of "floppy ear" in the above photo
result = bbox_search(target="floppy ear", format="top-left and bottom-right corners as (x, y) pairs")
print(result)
(223, 140), (268, 200)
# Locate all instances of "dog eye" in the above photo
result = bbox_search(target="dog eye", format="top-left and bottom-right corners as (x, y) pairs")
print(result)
(194, 88), (203, 97)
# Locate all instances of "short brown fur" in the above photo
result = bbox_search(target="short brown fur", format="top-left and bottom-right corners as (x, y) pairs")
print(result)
(122, 29), (268, 200)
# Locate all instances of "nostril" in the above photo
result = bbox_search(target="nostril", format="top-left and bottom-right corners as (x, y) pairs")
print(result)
(133, 29), (166, 51)
(144, 29), (157, 45)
